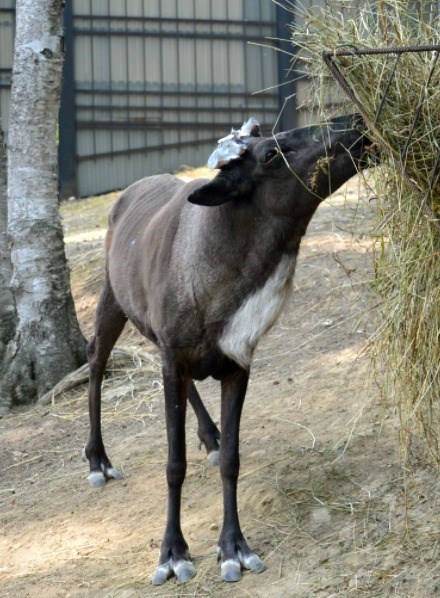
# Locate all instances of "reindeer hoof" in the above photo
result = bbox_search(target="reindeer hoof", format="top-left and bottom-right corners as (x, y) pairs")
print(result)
(240, 551), (266, 574)
(102, 465), (123, 480)
(207, 449), (220, 467)
(83, 446), (123, 485)
(152, 559), (195, 585)
(175, 560), (196, 583)
(152, 560), (172, 585)
(221, 559), (242, 582)
(88, 471), (106, 487)
(218, 546), (266, 581)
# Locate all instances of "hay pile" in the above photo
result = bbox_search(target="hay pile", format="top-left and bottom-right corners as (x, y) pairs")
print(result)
(287, 0), (439, 467)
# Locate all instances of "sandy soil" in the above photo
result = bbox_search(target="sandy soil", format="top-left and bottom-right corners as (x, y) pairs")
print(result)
(0, 175), (438, 597)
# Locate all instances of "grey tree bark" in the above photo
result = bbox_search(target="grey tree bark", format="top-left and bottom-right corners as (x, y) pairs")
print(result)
(0, 125), (15, 360)
(0, 0), (86, 412)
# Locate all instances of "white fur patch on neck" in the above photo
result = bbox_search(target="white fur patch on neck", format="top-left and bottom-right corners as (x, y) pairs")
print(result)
(219, 256), (296, 368)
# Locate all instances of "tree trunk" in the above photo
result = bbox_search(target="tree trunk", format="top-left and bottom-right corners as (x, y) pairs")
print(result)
(0, 125), (16, 361)
(0, 0), (86, 413)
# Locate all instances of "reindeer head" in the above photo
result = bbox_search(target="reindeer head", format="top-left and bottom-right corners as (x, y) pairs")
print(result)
(188, 115), (374, 221)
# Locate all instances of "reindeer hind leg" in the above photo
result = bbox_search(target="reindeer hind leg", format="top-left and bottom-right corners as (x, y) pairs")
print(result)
(83, 275), (127, 487)
(188, 380), (221, 466)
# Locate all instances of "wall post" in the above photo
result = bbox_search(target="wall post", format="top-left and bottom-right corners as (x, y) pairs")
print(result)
(58, 0), (77, 199)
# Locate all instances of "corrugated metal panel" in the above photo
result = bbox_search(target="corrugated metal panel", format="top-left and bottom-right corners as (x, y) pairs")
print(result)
(73, 0), (280, 196)
(0, 0), (286, 196)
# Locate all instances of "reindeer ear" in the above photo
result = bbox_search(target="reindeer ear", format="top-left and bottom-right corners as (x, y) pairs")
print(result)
(188, 178), (233, 206)
(249, 124), (261, 137)
(188, 165), (255, 207)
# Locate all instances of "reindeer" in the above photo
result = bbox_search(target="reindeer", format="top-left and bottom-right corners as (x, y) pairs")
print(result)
(83, 115), (373, 584)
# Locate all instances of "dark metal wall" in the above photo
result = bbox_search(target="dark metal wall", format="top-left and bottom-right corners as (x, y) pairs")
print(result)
(0, 1), (14, 136)
(0, 1), (294, 197)
(68, 0), (288, 197)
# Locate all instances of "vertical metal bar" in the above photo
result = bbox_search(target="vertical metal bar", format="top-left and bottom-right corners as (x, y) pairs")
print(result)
(275, 2), (297, 130)
(258, 0), (265, 125)
(193, 0), (199, 148)
(89, 0), (96, 158)
(209, 0), (215, 131)
(142, 0), (147, 153)
(125, 0), (131, 156)
(225, 0), (232, 122)
(1, 1), (16, 137)
(108, 0), (114, 157)
(242, 0), (249, 121)
(159, 0), (164, 166)
(58, 0), (78, 199)
(175, 0), (181, 150)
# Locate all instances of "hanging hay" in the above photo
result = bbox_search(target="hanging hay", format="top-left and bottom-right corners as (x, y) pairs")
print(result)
(285, 0), (439, 467)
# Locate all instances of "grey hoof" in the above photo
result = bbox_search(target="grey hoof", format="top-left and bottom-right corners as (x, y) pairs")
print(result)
(221, 559), (241, 582)
(102, 465), (123, 480)
(207, 449), (220, 467)
(240, 551), (266, 573)
(84, 447), (123, 485)
(88, 471), (106, 487)
(175, 560), (196, 584)
(152, 561), (172, 586)
(152, 559), (195, 585)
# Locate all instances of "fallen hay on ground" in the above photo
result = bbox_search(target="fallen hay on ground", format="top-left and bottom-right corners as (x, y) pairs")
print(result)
(287, 0), (439, 468)
(38, 347), (161, 408)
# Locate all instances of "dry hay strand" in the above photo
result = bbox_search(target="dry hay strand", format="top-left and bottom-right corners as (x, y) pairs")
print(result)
(286, 1), (439, 468)
(308, 155), (336, 191)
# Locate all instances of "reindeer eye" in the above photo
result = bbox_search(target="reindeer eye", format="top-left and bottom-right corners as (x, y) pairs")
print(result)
(263, 149), (278, 163)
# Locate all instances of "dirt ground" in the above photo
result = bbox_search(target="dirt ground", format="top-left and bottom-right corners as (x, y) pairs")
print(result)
(0, 172), (438, 597)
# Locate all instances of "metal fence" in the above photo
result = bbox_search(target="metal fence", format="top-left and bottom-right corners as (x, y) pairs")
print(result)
(0, 0), (295, 198)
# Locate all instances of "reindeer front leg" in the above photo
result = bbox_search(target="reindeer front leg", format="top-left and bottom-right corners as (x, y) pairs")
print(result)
(152, 361), (195, 585)
(218, 368), (266, 582)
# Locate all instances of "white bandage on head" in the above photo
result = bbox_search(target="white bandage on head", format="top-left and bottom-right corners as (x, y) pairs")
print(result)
(207, 117), (260, 169)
